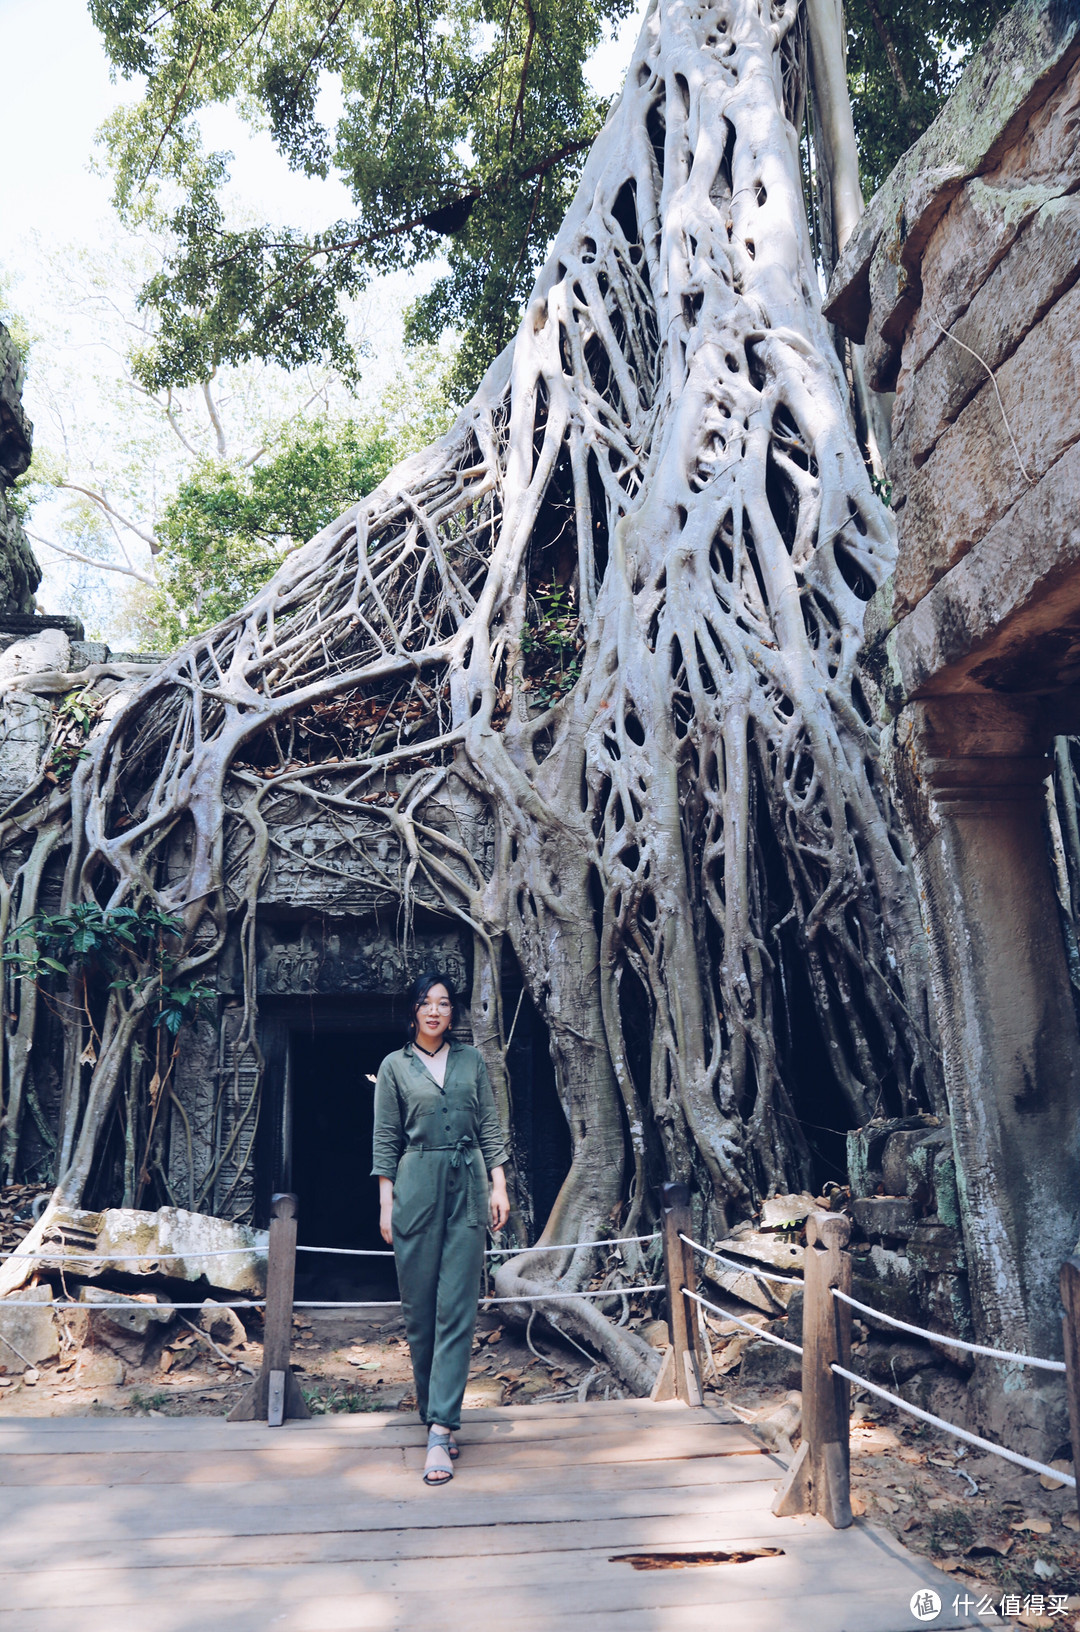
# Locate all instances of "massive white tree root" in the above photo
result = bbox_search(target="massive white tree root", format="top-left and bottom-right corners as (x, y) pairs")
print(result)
(0, 0), (934, 1380)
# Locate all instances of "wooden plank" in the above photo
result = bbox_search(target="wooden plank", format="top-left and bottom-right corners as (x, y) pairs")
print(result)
(0, 1407), (754, 1459)
(0, 1478), (788, 1558)
(0, 1509), (853, 1573)
(0, 1592), (995, 1632)
(0, 1558), (996, 1632)
(0, 1524), (976, 1609)
(0, 1447), (779, 1501)
(0, 1394), (728, 1435)
(0, 1393), (987, 1632)
(0, 1426), (762, 1486)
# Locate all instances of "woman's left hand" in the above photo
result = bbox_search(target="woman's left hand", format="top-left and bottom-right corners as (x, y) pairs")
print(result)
(489, 1169), (510, 1232)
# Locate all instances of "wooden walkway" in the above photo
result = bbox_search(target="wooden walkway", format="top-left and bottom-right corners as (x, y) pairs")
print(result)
(0, 1398), (990, 1631)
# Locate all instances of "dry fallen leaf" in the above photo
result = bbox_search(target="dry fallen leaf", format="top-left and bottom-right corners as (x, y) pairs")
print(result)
(1040, 1459), (1074, 1492)
(964, 1534), (1013, 1558)
(849, 1492), (866, 1516)
(159, 1352), (173, 1374)
(1062, 1511), (1080, 1532)
(1010, 1516), (1052, 1535)
(875, 1494), (898, 1514)
(937, 1558), (962, 1573)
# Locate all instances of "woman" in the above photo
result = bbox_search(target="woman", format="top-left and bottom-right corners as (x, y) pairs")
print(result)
(372, 972), (510, 1485)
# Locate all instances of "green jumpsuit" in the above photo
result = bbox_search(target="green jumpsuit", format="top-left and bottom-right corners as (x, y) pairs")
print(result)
(371, 1039), (509, 1431)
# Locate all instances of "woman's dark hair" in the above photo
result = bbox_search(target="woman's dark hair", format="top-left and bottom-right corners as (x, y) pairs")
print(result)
(406, 969), (458, 1041)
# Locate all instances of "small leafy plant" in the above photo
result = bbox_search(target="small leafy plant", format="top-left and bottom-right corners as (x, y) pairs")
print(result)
(4, 902), (215, 1205)
(45, 688), (103, 785)
(521, 580), (583, 708)
(3, 903), (212, 1031)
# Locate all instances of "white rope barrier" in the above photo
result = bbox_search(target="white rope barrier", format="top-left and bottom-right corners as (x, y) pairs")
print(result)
(483, 1284), (666, 1307)
(0, 1247), (261, 1263)
(27, 1287), (665, 1314)
(296, 1232), (662, 1260)
(831, 1363), (1077, 1487)
(487, 1233), (661, 1257)
(296, 1245), (394, 1257)
(2, 1232), (660, 1266)
(293, 1300), (402, 1308)
(30, 1299), (267, 1311)
(832, 1287), (1066, 1373)
(683, 1287), (803, 1355)
(681, 1234), (802, 1287)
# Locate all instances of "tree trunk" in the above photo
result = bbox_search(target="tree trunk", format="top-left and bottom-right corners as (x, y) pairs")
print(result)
(0, 0), (936, 1382)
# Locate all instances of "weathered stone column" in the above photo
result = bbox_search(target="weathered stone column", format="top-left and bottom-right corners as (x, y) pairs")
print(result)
(888, 694), (1080, 1377)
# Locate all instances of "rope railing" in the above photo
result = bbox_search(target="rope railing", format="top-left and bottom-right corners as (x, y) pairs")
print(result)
(683, 1286), (803, 1356)
(29, 1299), (268, 1311)
(0, 1229), (661, 1265)
(483, 1284), (665, 1308)
(670, 1210), (1080, 1536)
(832, 1286), (1067, 1373)
(830, 1364), (1077, 1488)
(0, 1246), (262, 1263)
(21, 1181), (1076, 1503)
(679, 1233), (802, 1287)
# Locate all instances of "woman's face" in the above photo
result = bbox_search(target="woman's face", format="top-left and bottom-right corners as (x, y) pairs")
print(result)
(414, 982), (452, 1047)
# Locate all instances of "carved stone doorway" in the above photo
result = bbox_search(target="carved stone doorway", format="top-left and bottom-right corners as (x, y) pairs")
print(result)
(258, 997), (406, 1301)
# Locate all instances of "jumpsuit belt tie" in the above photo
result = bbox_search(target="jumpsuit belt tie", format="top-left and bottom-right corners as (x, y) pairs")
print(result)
(408, 1138), (478, 1167)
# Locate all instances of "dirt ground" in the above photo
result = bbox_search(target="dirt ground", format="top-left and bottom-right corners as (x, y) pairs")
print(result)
(2, 1169), (1078, 1632)
(1, 1299), (1079, 1628)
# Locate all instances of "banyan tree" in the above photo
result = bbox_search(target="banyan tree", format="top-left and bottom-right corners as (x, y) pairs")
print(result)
(0, 0), (937, 1382)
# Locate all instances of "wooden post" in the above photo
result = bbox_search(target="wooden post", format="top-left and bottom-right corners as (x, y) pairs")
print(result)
(1060, 1256), (1080, 1530)
(228, 1192), (311, 1425)
(661, 1182), (703, 1407)
(773, 1209), (852, 1527)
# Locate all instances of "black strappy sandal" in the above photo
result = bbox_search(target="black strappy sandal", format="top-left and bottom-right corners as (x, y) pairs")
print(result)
(423, 1426), (454, 1485)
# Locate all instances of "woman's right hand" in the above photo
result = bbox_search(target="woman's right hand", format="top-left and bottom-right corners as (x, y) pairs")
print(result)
(378, 1177), (394, 1244)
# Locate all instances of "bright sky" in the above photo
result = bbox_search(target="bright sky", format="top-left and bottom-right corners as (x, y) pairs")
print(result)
(0, 0), (646, 636)
(0, 0), (647, 281)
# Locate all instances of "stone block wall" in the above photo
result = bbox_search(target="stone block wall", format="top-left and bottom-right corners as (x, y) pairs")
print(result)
(824, 2), (1080, 1449)
(0, 323), (41, 615)
(826, 0), (1080, 708)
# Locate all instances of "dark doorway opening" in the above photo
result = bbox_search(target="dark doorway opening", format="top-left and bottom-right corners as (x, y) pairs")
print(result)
(502, 967), (572, 1238)
(289, 1025), (401, 1302)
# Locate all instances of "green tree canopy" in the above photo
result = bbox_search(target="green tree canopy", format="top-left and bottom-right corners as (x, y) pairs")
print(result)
(92, 0), (1014, 401)
(844, 0), (1013, 195)
(150, 417), (397, 645)
(93, 0), (633, 400)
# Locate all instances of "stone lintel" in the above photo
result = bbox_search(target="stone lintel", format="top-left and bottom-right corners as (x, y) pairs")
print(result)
(874, 438), (1080, 720)
(0, 613), (86, 647)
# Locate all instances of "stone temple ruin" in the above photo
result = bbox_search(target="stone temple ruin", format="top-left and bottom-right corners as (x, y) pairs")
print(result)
(0, 335), (569, 1297)
(0, 0), (1079, 1436)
